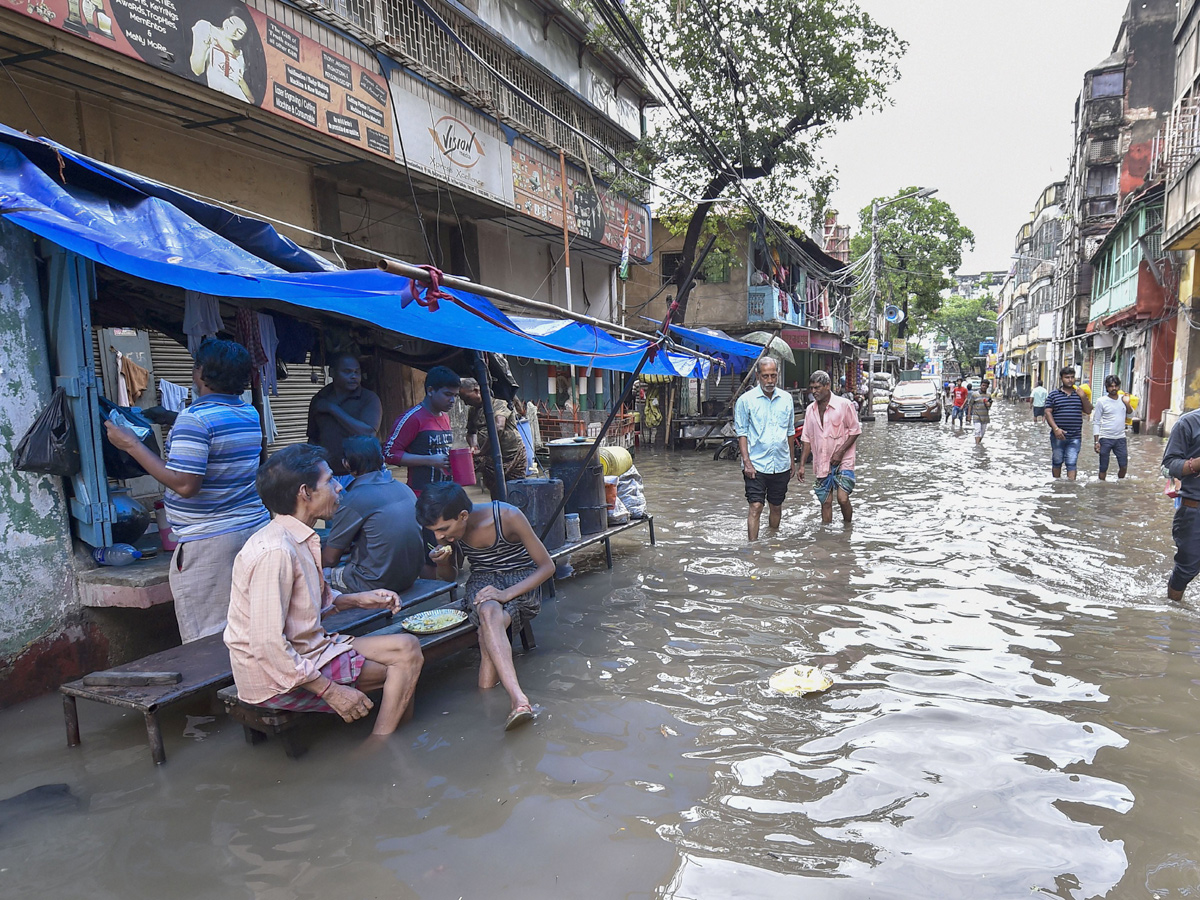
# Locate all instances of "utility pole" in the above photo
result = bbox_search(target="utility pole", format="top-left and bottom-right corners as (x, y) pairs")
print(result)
(865, 187), (937, 420)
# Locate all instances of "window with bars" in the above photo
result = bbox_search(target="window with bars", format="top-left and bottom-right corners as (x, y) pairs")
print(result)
(1086, 166), (1118, 198)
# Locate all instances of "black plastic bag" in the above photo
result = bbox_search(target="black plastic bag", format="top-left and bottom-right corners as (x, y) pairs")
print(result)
(98, 397), (162, 480)
(13, 387), (80, 477)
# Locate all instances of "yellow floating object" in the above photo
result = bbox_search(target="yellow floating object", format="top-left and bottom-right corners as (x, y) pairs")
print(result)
(599, 445), (633, 477)
(768, 664), (834, 696)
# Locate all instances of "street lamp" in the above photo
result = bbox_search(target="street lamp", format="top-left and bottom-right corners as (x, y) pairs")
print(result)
(865, 187), (938, 419)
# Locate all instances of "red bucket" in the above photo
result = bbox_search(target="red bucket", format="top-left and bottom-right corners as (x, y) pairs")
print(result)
(449, 447), (476, 486)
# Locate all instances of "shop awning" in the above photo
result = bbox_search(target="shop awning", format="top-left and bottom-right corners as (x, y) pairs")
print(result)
(664, 324), (762, 373)
(0, 124), (706, 378)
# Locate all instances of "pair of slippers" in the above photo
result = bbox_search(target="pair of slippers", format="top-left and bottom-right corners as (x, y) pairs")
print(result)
(504, 705), (535, 731)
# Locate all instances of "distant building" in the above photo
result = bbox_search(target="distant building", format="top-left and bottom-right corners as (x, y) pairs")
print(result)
(953, 271), (1007, 300)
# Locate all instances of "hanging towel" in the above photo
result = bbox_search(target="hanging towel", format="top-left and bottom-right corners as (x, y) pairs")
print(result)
(257, 312), (280, 396)
(159, 378), (190, 412)
(261, 391), (279, 444)
(113, 350), (130, 406)
(183, 291), (224, 356)
(120, 354), (151, 404)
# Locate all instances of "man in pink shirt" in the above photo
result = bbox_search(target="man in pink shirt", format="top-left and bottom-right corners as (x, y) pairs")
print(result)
(225, 444), (423, 747)
(797, 370), (862, 524)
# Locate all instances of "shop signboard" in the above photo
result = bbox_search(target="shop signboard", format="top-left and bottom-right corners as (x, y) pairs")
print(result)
(512, 139), (650, 259)
(780, 328), (810, 350)
(867, 338), (879, 354)
(390, 85), (514, 207)
(810, 332), (841, 353)
(11, 0), (392, 159)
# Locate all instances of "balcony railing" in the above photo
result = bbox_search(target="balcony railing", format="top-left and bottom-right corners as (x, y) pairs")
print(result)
(293, 0), (639, 182)
(1150, 98), (1200, 184)
(747, 285), (804, 327)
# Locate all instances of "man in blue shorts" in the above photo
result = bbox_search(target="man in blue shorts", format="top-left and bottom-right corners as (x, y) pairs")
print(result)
(1044, 366), (1093, 481)
(734, 357), (795, 540)
(950, 378), (968, 428)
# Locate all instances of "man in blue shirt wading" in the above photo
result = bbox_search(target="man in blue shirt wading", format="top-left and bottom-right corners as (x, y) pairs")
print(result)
(1043, 366), (1093, 481)
(734, 357), (795, 541)
(106, 339), (269, 642)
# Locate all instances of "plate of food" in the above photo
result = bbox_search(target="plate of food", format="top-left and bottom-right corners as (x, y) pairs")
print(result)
(401, 609), (468, 635)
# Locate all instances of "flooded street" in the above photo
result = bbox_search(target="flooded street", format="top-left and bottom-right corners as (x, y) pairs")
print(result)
(4, 399), (1200, 899)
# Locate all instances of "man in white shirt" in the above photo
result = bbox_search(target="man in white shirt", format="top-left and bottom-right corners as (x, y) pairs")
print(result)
(1031, 381), (1048, 423)
(1093, 375), (1133, 480)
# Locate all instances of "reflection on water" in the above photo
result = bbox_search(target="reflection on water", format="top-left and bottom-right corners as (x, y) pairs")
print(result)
(3, 402), (1200, 899)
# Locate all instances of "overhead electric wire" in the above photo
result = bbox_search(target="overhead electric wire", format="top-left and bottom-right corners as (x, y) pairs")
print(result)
(402, 0), (735, 207)
(586, 0), (841, 281)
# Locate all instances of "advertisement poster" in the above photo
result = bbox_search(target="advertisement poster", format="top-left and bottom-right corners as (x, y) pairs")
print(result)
(512, 139), (650, 260)
(13, 0), (391, 159)
(390, 88), (514, 207)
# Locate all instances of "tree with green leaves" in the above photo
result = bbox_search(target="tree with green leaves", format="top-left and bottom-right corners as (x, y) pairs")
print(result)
(848, 189), (975, 338)
(931, 294), (997, 374)
(619, 0), (904, 324)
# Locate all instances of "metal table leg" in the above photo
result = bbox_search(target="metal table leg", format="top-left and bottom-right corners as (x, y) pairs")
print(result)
(647, 516), (656, 544)
(144, 711), (166, 765)
(604, 536), (613, 568)
(63, 695), (80, 748)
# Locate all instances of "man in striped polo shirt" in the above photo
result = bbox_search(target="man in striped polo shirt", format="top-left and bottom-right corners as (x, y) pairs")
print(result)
(1043, 366), (1093, 482)
(106, 339), (269, 642)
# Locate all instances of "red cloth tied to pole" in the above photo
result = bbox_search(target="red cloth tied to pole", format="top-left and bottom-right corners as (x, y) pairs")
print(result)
(401, 265), (449, 312)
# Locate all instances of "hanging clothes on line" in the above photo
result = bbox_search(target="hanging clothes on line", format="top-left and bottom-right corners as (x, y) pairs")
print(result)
(158, 378), (189, 412)
(183, 291), (224, 356)
(112, 348), (151, 405)
(257, 312), (280, 396)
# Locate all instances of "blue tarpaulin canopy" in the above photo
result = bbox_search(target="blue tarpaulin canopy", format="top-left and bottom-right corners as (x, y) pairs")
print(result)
(668, 324), (762, 374)
(639, 319), (761, 374)
(0, 124), (707, 378)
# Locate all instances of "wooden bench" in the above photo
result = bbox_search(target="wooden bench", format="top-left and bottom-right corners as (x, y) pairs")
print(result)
(550, 515), (655, 570)
(219, 612), (535, 758)
(59, 578), (459, 765)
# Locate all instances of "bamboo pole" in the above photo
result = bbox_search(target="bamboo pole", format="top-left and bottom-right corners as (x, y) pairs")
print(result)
(375, 258), (723, 366)
(537, 236), (720, 543)
(472, 350), (507, 502)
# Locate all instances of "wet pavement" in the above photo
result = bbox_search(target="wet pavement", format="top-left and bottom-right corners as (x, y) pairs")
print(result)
(3, 399), (1200, 899)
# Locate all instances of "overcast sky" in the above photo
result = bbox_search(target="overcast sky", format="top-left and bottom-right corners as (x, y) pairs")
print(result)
(821, 0), (1133, 275)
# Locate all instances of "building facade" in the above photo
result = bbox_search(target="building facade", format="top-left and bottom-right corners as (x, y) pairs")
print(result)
(622, 216), (853, 408)
(1155, 0), (1200, 430)
(1045, 0), (1176, 428)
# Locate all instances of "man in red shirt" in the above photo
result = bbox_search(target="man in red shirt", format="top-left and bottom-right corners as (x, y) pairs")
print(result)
(383, 366), (459, 496)
(950, 378), (968, 429)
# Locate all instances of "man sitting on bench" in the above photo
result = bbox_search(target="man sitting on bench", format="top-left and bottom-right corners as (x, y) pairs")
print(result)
(321, 435), (426, 594)
(225, 444), (423, 744)
(417, 482), (554, 731)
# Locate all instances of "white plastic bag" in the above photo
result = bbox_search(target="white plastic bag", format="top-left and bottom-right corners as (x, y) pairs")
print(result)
(616, 464), (647, 518)
(608, 495), (630, 526)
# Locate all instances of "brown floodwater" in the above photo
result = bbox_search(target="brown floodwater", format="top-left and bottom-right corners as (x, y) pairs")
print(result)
(2, 400), (1199, 899)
